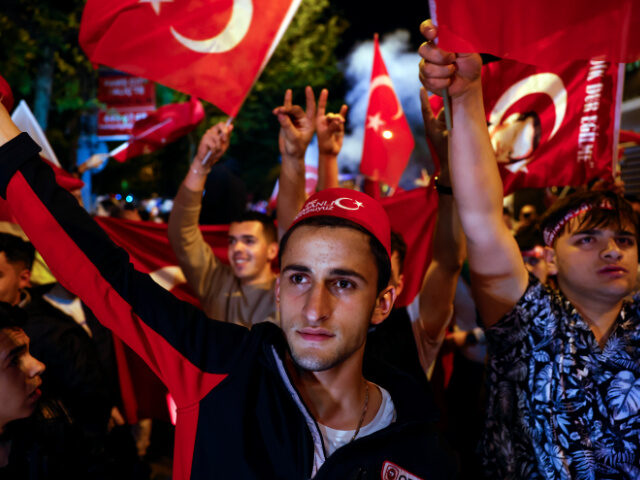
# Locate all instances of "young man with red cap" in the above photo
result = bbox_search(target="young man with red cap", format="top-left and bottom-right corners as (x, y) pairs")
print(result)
(0, 104), (455, 478)
(419, 19), (640, 479)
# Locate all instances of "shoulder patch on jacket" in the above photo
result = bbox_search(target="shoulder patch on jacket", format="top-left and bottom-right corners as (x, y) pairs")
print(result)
(381, 461), (424, 480)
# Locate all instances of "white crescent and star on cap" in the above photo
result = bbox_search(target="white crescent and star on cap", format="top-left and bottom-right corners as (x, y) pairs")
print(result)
(139, 0), (253, 54)
(334, 197), (364, 211)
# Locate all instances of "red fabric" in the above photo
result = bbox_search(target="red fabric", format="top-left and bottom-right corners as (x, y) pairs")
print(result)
(431, 0), (640, 66)
(96, 217), (228, 305)
(0, 158), (82, 224)
(380, 186), (438, 307)
(360, 36), (414, 190)
(8, 174), (227, 424)
(79, 0), (300, 116)
(94, 217), (229, 423)
(621, 130), (640, 144)
(0, 74), (14, 112)
(111, 98), (205, 162)
(42, 157), (84, 191)
(480, 59), (622, 193)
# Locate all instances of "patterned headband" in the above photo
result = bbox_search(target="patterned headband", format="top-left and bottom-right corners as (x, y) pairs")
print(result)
(542, 199), (615, 246)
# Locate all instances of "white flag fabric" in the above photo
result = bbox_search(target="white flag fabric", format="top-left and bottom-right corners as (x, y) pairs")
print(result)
(11, 100), (60, 166)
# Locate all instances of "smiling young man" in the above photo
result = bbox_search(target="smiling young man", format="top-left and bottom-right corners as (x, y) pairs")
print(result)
(419, 20), (640, 479)
(0, 103), (455, 478)
(168, 122), (280, 327)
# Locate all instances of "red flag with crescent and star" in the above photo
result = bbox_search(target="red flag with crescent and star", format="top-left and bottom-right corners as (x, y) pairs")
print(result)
(109, 97), (205, 162)
(429, 58), (623, 194)
(429, 0), (640, 67)
(360, 35), (415, 191)
(79, 0), (302, 117)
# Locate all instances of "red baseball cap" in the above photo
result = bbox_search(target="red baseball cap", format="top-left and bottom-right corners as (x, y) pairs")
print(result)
(290, 188), (391, 258)
(0, 74), (14, 112)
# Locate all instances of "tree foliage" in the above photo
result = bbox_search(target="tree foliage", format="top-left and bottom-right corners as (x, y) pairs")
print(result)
(0, 0), (97, 169)
(2, 0), (347, 200)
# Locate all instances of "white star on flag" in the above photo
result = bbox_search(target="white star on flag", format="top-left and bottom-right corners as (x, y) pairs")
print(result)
(139, 0), (173, 15)
(354, 200), (363, 208)
(366, 112), (385, 132)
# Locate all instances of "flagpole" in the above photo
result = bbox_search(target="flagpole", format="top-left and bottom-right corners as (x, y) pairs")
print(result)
(201, 116), (234, 165)
(442, 90), (452, 132)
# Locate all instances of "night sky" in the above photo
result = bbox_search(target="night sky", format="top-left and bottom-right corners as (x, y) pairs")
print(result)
(333, 2), (432, 58)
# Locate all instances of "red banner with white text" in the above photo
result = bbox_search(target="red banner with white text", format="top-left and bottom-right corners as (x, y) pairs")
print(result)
(480, 59), (623, 193)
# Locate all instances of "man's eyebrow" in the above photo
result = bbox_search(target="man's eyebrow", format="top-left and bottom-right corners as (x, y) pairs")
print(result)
(570, 228), (601, 236)
(4, 344), (26, 362)
(330, 269), (368, 283)
(281, 265), (311, 274)
(571, 228), (637, 237)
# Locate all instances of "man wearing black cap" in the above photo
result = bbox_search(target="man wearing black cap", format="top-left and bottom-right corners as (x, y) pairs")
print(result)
(0, 103), (455, 479)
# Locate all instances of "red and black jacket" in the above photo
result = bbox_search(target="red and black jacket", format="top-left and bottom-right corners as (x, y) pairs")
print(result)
(0, 133), (457, 480)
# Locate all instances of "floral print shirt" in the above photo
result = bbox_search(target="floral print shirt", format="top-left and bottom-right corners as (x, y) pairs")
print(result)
(482, 276), (640, 479)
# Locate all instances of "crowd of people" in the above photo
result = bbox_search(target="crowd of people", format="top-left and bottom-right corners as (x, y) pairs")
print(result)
(0, 18), (639, 480)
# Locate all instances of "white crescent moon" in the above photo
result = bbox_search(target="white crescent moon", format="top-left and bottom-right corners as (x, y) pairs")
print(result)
(333, 198), (362, 211)
(150, 265), (187, 291)
(370, 75), (404, 120)
(488, 73), (567, 140)
(170, 0), (253, 54)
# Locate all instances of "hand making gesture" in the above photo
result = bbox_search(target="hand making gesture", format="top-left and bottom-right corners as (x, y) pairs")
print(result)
(316, 88), (348, 158)
(273, 86), (317, 160)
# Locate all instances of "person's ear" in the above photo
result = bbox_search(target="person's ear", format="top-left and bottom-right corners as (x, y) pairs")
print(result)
(18, 268), (31, 289)
(544, 247), (558, 276)
(267, 243), (278, 262)
(395, 273), (405, 299)
(371, 285), (396, 326)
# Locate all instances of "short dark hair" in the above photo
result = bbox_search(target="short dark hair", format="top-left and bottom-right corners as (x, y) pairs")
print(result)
(390, 231), (407, 274)
(540, 190), (639, 246)
(0, 301), (27, 331)
(514, 224), (545, 251)
(0, 233), (35, 270)
(279, 216), (391, 294)
(231, 211), (277, 244)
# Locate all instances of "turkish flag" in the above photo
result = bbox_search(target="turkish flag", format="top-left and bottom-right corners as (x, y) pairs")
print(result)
(380, 186), (438, 308)
(79, 0), (302, 116)
(429, 0), (640, 67)
(360, 35), (415, 191)
(480, 59), (623, 193)
(96, 216), (228, 304)
(109, 97), (205, 162)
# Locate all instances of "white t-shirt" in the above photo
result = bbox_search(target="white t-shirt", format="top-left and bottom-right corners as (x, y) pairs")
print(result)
(317, 385), (396, 457)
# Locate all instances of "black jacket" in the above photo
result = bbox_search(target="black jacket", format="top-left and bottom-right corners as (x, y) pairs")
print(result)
(0, 133), (457, 479)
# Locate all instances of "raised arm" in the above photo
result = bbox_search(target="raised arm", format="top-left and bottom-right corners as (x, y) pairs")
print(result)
(418, 20), (528, 327)
(416, 88), (465, 343)
(0, 105), (247, 405)
(316, 89), (347, 191)
(273, 87), (316, 237)
(168, 123), (232, 300)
